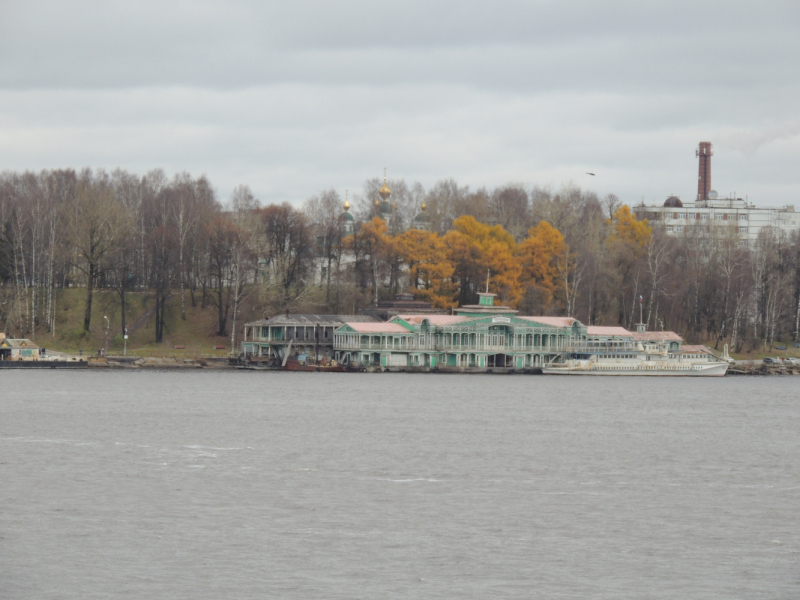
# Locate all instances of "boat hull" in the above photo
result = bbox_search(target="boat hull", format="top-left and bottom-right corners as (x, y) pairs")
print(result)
(542, 363), (728, 376)
(0, 360), (88, 369)
(283, 359), (348, 372)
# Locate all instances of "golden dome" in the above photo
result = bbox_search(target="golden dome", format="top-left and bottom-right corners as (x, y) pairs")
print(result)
(343, 190), (350, 212)
(420, 200), (427, 212)
(374, 198), (380, 208)
(379, 168), (391, 200)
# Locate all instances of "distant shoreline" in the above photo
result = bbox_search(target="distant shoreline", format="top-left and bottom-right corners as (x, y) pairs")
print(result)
(3, 357), (796, 376)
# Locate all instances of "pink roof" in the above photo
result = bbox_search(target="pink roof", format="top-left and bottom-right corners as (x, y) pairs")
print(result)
(586, 326), (633, 337)
(681, 345), (711, 353)
(396, 314), (471, 326)
(519, 316), (577, 327)
(344, 322), (410, 333)
(632, 331), (683, 342)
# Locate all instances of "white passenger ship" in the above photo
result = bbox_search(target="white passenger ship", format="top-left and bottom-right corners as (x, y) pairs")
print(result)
(542, 339), (728, 377)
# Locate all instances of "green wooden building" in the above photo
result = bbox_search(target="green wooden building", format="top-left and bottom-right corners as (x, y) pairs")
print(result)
(333, 292), (588, 369)
(241, 313), (378, 362)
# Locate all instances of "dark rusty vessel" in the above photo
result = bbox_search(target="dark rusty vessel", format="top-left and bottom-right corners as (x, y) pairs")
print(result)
(283, 358), (348, 372)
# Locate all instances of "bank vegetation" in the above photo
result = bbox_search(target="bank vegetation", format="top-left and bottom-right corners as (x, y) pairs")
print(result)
(2, 168), (799, 353)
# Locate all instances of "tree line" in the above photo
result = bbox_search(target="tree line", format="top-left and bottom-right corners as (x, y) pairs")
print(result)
(2, 168), (799, 351)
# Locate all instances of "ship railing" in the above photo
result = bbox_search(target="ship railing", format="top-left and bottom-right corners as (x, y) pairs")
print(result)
(565, 342), (641, 353)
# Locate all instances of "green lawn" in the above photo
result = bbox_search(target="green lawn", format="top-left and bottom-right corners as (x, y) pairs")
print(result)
(17, 288), (255, 357)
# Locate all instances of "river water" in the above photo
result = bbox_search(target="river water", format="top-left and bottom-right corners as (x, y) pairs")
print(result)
(2, 371), (798, 599)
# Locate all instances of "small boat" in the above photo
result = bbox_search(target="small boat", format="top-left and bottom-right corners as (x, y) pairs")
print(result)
(542, 340), (728, 376)
(283, 357), (348, 372)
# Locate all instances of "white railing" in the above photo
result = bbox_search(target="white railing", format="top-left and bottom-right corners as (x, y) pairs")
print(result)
(334, 341), (561, 352)
(244, 336), (327, 344)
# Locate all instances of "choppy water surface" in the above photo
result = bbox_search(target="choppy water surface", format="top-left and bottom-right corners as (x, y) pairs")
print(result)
(2, 371), (799, 599)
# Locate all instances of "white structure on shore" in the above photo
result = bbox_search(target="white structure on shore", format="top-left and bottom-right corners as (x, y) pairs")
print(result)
(634, 195), (799, 246)
(633, 142), (799, 245)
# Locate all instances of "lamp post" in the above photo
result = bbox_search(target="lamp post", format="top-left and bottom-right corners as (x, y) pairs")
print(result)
(123, 328), (128, 357)
(103, 316), (109, 355)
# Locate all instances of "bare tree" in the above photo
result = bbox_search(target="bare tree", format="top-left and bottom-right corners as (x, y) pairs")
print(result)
(304, 189), (345, 308)
(67, 172), (127, 333)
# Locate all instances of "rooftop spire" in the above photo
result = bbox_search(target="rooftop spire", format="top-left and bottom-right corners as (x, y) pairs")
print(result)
(378, 167), (391, 200)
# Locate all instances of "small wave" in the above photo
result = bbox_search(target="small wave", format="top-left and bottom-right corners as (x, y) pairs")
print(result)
(183, 445), (242, 451)
(377, 478), (440, 482)
(6, 437), (94, 446)
(182, 451), (217, 458)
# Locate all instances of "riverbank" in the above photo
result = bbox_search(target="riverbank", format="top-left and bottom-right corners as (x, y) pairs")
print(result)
(727, 361), (800, 376)
(86, 356), (233, 369)
(76, 357), (800, 375)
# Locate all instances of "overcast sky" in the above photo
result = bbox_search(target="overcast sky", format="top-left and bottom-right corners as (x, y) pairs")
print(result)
(1, 0), (798, 207)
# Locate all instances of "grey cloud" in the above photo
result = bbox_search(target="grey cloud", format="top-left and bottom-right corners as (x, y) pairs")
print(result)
(2, 0), (798, 91)
(0, 0), (798, 208)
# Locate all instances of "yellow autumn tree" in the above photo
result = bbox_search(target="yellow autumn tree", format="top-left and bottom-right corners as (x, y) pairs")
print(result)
(344, 217), (394, 305)
(446, 215), (522, 306)
(518, 220), (567, 311)
(607, 205), (651, 251)
(442, 229), (479, 307)
(394, 229), (455, 308)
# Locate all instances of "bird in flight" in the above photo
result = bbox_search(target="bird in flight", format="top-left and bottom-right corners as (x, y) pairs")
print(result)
(586, 172), (595, 176)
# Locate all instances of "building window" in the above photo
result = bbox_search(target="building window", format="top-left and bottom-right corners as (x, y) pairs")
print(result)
(701, 214), (709, 220)
(715, 214), (724, 220)
(739, 226), (747, 233)
(666, 226), (674, 232)
(739, 240), (748, 246)
(677, 226), (684, 232)
(678, 213), (686, 219)
(739, 214), (748, 221)
(689, 213), (697, 219)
